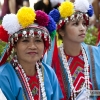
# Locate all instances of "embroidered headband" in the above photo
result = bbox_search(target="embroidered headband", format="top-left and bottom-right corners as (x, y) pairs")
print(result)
(49, 0), (94, 30)
(0, 7), (56, 65)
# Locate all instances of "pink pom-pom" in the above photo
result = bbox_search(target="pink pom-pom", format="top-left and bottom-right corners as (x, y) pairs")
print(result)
(35, 10), (49, 26)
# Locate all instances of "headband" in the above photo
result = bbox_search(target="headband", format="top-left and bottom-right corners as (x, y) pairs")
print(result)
(49, 0), (94, 30)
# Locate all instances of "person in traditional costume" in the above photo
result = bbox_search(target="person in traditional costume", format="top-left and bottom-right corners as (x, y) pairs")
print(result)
(0, 7), (63, 100)
(45, 0), (100, 99)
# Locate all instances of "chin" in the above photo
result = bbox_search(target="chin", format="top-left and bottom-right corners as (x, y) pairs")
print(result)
(81, 40), (84, 43)
(30, 59), (40, 63)
(79, 39), (85, 43)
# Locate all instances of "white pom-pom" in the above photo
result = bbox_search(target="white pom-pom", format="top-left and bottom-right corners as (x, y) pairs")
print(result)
(2, 14), (21, 35)
(74, 0), (89, 13)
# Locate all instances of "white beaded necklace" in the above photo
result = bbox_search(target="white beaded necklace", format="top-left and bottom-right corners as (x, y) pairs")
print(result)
(15, 61), (47, 100)
(59, 44), (90, 100)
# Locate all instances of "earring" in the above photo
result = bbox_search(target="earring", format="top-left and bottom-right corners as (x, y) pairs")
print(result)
(9, 48), (14, 60)
(13, 54), (18, 67)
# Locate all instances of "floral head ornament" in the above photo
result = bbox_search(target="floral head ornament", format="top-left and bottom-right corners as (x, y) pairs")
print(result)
(0, 7), (56, 65)
(49, 0), (94, 30)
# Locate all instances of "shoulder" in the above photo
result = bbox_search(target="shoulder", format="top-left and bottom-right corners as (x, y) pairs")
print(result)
(0, 63), (22, 88)
(0, 63), (14, 74)
(82, 42), (100, 53)
(42, 62), (55, 75)
(42, 62), (63, 100)
(0, 63), (14, 84)
(81, 43), (100, 64)
(0, 63), (18, 82)
(42, 62), (58, 82)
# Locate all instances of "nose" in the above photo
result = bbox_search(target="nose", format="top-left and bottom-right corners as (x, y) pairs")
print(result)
(79, 24), (85, 31)
(28, 41), (37, 49)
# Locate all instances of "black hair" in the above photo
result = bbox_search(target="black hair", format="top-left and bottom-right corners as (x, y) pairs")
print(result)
(58, 22), (66, 40)
(34, 0), (52, 14)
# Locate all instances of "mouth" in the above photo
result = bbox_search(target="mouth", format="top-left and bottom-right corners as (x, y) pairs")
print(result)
(78, 33), (85, 37)
(27, 52), (37, 55)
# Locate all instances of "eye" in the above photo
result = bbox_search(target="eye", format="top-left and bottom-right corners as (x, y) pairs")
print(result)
(73, 21), (79, 26)
(22, 39), (29, 42)
(35, 39), (43, 42)
(82, 22), (87, 26)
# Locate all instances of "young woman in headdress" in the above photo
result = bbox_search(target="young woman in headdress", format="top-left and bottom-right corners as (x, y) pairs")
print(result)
(0, 7), (63, 100)
(47, 0), (100, 99)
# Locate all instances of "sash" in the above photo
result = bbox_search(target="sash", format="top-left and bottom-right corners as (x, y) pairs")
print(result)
(88, 45), (98, 90)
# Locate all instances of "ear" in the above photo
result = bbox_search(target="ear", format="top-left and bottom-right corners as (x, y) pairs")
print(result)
(58, 29), (64, 37)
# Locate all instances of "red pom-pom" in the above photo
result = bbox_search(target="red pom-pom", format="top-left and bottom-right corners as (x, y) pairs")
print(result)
(0, 25), (9, 42)
(35, 10), (49, 26)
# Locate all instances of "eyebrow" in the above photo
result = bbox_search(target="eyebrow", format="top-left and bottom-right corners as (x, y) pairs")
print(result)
(22, 37), (29, 39)
(35, 36), (40, 38)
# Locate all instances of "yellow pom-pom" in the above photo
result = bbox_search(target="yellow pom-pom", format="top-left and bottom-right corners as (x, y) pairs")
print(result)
(59, 1), (74, 18)
(17, 7), (36, 28)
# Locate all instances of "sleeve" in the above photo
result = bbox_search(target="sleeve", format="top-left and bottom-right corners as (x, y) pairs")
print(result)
(0, 75), (16, 100)
(43, 62), (63, 100)
(0, 74), (24, 100)
(94, 46), (100, 90)
(0, 64), (24, 100)
(51, 70), (64, 100)
(88, 46), (100, 90)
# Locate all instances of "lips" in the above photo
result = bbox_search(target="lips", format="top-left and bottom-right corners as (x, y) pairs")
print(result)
(27, 52), (37, 55)
(78, 33), (85, 37)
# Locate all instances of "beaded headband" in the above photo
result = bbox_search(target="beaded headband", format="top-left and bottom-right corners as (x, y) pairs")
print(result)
(0, 7), (56, 65)
(49, 0), (94, 30)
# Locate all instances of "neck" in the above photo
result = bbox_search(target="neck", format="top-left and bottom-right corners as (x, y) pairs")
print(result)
(18, 60), (36, 76)
(63, 40), (81, 56)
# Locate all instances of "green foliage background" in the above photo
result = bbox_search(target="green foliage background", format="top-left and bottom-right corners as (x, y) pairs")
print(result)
(0, 41), (6, 55)
(84, 26), (98, 45)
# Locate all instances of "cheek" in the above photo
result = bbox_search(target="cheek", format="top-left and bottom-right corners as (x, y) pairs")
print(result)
(15, 45), (25, 56)
(17, 46), (24, 52)
(67, 34), (74, 40)
(64, 30), (74, 38)
(66, 27), (78, 36)
(16, 48), (23, 58)
(67, 28), (75, 35)
(39, 44), (45, 54)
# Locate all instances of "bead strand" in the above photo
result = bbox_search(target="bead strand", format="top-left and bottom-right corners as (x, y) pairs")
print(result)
(14, 60), (47, 100)
(60, 44), (90, 100)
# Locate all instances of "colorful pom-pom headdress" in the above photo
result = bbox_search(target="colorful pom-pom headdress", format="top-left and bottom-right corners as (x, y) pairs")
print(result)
(49, 0), (94, 30)
(0, 7), (56, 65)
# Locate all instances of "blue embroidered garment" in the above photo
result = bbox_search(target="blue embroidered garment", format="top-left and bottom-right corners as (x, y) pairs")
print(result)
(0, 62), (63, 100)
(46, 42), (100, 100)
